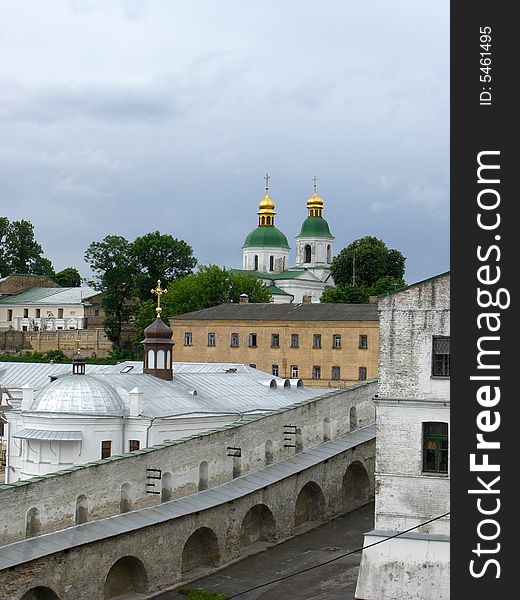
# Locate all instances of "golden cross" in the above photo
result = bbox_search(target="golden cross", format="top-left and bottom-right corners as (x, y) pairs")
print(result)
(313, 175), (317, 194)
(265, 173), (270, 192)
(151, 279), (167, 317)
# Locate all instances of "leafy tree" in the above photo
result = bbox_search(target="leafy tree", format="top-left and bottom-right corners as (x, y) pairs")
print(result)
(322, 237), (406, 304)
(331, 236), (405, 288)
(84, 235), (137, 347)
(0, 218), (54, 277)
(134, 266), (271, 344)
(132, 231), (197, 301)
(54, 267), (82, 287)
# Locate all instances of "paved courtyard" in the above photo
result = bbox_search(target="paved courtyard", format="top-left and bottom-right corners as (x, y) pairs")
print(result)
(150, 502), (374, 600)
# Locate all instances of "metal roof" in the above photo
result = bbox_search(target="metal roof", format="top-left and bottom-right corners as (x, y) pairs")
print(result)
(172, 302), (379, 322)
(0, 286), (99, 306)
(13, 429), (82, 441)
(0, 425), (375, 570)
(1, 361), (342, 419)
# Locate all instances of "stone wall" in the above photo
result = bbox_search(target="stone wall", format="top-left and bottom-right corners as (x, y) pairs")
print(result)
(0, 380), (377, 546)
(0, 329), (113, 358)
(0, 438), (375, 599)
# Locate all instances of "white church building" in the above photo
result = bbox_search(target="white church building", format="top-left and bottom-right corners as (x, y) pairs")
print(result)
(0, 311), (336, 484)
(234, 178), (335, 303)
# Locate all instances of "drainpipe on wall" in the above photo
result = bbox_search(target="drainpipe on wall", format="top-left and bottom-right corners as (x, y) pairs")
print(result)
(145, 417), (155, 448)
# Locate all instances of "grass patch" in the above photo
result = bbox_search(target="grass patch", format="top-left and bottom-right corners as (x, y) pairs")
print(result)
(178, 588), (229, 600)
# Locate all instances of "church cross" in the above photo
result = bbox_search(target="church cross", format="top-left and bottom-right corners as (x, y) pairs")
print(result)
(151, 279), (167, 317)
(265, 173), (270, 192)
(313, 176), (317, 194)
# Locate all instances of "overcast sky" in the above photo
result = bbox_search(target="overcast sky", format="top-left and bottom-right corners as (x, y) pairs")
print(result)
(1, 0), (449, 285)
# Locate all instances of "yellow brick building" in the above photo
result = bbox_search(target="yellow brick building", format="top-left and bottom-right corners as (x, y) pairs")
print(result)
(171, 301), (379, 387)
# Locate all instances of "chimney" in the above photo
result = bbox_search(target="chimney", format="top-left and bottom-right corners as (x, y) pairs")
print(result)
(129, 387), (144, 417)
(239, 293), (249, 304)
(302, 294), (312, 304)
(21, 383), (34, 411)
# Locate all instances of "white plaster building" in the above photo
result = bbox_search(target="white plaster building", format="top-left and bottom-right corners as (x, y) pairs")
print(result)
(0, 286), (100, 331)
(355, 272), (450, 600)
(237, 180), (335, 303)
(0, 315), (339, 483)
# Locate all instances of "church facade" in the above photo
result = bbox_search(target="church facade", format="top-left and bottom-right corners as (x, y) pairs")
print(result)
(235, 178), (335, 303)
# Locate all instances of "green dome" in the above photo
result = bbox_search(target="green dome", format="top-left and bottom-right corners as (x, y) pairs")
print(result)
(297, 216), (334, 238)
(243, 226), (290, 249)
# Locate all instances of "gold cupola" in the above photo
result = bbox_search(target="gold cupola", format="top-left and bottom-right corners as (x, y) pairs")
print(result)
(258, 173), (276, 227)
(307, 176), (324, 218)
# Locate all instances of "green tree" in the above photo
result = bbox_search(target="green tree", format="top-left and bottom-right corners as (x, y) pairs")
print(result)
(54, 267), (82, 287)
(134, 266), (271, 344)
(331, 236), (405, 288)
(322, 237), (406, 304)
(0, 218), (54, 277)
(84, 235), (137, 347)
(132, 231), (197, 301)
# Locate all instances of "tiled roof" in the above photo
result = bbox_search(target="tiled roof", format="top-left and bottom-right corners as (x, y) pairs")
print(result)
(171, 302), (378, 321)
(0, 287), (99, 306)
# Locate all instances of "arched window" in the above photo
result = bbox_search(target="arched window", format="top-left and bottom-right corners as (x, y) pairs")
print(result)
(269, 255), (274, 271)
(75, 494), (88, 525)
(166, 350), (171, 369)
(327, 244), (332, 263)
(265, 440), (273, 465)
(120, 483), (132, 513)
(304, 245), (312, 263)
(161, 472), (173, 502)
(25, 507), (40, 538)
(254, 255), (259, 270)
(199, 461), (209, 491)
(147, 349), (155, 369)
(156, 349), (165, 369)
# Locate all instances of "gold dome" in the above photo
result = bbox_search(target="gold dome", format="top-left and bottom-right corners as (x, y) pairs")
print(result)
(257, 174), (276, 226)
(307, 177), (324, 217)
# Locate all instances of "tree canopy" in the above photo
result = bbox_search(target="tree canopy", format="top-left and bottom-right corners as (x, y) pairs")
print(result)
(84, 231), (197, 347)
(322, 236), (406, 304)
(132, 231), (197, 300)
(0, 217), (54, 277)
(54, 267), (82, 287)
(134, 265), (271, 345)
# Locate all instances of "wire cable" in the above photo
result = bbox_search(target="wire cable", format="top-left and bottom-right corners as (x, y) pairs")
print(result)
(227, 511), (450, 598)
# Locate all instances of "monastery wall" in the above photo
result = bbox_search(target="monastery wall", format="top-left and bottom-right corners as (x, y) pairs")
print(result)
(0, 379), (377, 546)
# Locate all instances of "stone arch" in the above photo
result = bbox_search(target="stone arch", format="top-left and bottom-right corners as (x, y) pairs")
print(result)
(350, 406), (357, 430)
(323, 418), (331, 442)
(104, 556), (148, 599)
(304, 244), (312, 263)
(198, 461), (209, 491)
(181, 527), (220, 574)
(294, 481), (326, 527)
(25, 507), (40, 538)
(240, 504), (276, 549)
(120, 482), (132, 514)
(265, 440), (273, 465)
(343, 460), (371, 512)
(161, 472), (173, 502)
(20, 587), (60, 600)
(75, 494), (88, 525)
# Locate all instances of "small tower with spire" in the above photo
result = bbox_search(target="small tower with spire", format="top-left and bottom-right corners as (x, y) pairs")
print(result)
(242, 174), (290, 273)
(142, 280), (174, 381)
(72, 329), (86, 375)
(295, 177), (335, 280)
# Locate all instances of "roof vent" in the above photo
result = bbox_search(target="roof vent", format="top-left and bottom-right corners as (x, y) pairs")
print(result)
(225, 367), (238, 373)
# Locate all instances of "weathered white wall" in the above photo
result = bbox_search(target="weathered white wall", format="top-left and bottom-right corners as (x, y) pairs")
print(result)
(355, 532), (450, 600)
